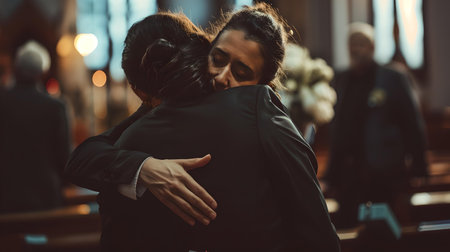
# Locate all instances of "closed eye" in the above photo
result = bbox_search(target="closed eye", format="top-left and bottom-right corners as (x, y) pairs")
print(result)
(211, 48), (229, 67)
(232, 62), (254, 82)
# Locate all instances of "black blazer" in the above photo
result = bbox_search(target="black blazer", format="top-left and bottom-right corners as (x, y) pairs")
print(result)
(326, 65), (427, 187)
(64, 104), (151, 192)
(103, 86), (339, 251)
(0, 85), (70, 213)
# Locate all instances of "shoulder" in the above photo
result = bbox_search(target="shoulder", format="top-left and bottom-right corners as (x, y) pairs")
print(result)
(200, 85), (281, 110)
(40, 93), (67, 111)
(377, 65), (411, 92)
(331, 69), (351, 90)
(378, 65), (406, 80)
(31, 92), (68, 117)
(253, 85), (285, 114)
(209, 85), (266, 100)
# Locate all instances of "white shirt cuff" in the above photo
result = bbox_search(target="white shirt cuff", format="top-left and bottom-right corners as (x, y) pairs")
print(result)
(117, 157), (150, 200)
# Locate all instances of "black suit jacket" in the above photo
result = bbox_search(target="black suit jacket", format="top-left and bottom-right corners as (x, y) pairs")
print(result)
(64, 104), (151, 192)
(326, 65), (428, 188)
(102, 86), (339, 251)
(0, 85), (70, 213)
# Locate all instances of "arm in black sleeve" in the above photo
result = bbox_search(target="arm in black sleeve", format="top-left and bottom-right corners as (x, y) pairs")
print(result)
(64, 104), (151, 191)
(395, 73), (428, 177)
(257, 86), (340, 252)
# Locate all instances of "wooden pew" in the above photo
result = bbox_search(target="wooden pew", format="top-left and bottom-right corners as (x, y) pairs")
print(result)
(338, 220), (450, 252)
(0, 232), (101, 252)
(63, 185), (98, 206)
(0, 204), (101, 251)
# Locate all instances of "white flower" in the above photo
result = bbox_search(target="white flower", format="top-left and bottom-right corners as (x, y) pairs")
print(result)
(282, 43), (336, 125)
(298, 86), (317, 110)
(312, 82), (337, 104)
(307, 101), (335, 125)
(315, 59), (334, 82)
(285, 79), (298, 92)
(282, 43), (308, 73)
(309, 59), (334, 84)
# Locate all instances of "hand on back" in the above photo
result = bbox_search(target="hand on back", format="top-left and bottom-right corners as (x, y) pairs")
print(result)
(138, 154), (217, 226)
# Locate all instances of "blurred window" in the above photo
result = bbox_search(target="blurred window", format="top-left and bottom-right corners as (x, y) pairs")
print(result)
(77, 0), (109, 69)
(373, 0), (396, 65)
(77, 0), (157, 76)
(372, 0), (424, 69)
(396, 0), (424, 69)
(167, 0), (211, 27)
(235, 0), (253, 10)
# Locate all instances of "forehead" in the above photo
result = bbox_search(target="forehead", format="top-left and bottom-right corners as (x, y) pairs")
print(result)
(214, 30), (264, 71)
(349, 32), (373, 46)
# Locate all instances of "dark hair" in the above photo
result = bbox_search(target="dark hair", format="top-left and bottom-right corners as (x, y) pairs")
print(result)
(211, 3), (288, 91)
(122, 12), (213, 101)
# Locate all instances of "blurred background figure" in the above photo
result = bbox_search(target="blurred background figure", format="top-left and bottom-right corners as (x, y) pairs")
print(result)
(0, 40), (70, 213)
(322, 22), (428, 228)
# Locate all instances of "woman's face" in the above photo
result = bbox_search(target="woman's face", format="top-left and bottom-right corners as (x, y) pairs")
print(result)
(208, 29), (264, 90)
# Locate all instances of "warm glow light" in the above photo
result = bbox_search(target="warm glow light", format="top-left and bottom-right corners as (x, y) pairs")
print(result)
(56, 35), (73, 57)
(411, 191), (450, 206)
(74, 33), (98, 56)
(92, 70), (107, 87)
(325, 198), (340, 213)
(46, 78), (60, 95)
(76, 204), (91, 215)
(337, 231), (359, 240)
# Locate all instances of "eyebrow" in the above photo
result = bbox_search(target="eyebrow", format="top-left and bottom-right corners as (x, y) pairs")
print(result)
(213, 47), (229, 58)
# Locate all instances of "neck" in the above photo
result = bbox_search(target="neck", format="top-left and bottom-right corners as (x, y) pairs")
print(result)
(350, 60), (376, 73)
(143, 97), (161, 109)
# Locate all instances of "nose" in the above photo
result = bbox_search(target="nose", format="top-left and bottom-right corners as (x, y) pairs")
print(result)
(213, 64), (231, 90)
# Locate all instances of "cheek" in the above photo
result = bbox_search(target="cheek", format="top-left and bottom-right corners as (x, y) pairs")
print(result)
(207, 57), (214, 74)
(208, 64), (220, 76)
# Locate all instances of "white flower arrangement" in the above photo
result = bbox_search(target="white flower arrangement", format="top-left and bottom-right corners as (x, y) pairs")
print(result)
(282, 43), (337, 125)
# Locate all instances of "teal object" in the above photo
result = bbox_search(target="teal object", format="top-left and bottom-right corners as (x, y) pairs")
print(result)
(358, 202), (402, 239)
(24, 234), (48, 245)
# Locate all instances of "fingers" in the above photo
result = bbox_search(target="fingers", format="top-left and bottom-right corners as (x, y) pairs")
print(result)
(143, 156), (217, 226)
(153, 192), (196, 226)
(176, 180), (217, 220)
(169, 191), (212, 226)
(148, 176), (216, 226)
(184, 176), (218, 211)
(177, 154), (211, 171)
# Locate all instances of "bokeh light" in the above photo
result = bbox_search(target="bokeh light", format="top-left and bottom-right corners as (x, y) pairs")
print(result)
(92, 70), (107, 87)
(56, 35), (74, 57)
(46, 78), (60, 95)
(74, 33), (98, 56)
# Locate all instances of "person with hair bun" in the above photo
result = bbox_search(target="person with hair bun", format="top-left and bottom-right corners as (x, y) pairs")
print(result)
(66, 12), (219, 228)
(66, 4), (339, 251)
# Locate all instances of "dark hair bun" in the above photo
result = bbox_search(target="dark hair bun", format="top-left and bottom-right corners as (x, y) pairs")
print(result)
(138, 37), (212, 101)
(140, 38), (179, 83)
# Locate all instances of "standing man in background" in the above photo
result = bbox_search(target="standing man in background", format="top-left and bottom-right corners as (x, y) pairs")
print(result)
(0, 41), (70, 213)
(323, 23), (428, 228)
